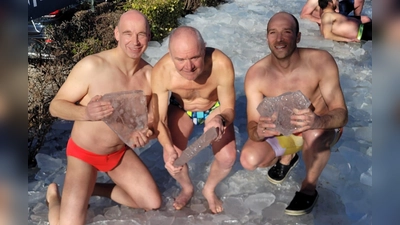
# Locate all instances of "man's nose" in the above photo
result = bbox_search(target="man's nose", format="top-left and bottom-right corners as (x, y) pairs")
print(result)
(131, 35), (140, 44)
(184, 60), (193, 70)
(277, 33), (283, 41)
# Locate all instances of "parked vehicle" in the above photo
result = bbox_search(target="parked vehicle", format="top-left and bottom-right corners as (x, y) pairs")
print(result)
(28, 10), (62, 59)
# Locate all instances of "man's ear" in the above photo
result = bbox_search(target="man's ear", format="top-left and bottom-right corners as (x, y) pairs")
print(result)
(114, 26), (120, 41)
(296, 32), (301, 43)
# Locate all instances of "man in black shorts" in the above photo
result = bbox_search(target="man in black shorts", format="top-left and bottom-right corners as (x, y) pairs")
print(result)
(301, 0), (370, 24)
(319, 0), (372, 41)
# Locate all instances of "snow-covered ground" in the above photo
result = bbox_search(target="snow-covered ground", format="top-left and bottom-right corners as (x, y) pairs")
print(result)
(28, 0), (372, 224)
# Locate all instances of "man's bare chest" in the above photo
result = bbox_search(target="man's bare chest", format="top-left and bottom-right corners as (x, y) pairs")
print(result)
(171, 82), (215, 100)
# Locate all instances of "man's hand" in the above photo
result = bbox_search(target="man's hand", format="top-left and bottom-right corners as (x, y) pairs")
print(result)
(85, 95), (113, 121)
(256, 115), (281, 138)
(290, 108), (319, 132)
(163, 146), (183, 175)
(130, 129), (153, 148)
(204, 114), (226, 141)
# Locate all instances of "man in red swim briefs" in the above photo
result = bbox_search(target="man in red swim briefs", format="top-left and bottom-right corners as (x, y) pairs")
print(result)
(46, 10), (161, 225)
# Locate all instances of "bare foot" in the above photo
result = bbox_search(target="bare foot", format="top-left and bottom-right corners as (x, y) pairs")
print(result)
(202, 188), (223, 214)
(46, 183), (61, 208)
(173, 189), (193, 210)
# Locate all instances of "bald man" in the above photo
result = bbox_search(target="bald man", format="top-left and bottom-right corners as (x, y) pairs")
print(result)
(46, 10), (161, 225)
(240, 12), (348, 215)
(152, 26), (236, 214)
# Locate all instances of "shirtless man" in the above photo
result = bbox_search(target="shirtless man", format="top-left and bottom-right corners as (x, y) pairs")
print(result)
(152, 26), (236, 214)
(300, 0), (370, 24)
(319, 0), (372, 42)
(46, 10), (161, 225)
(240, 12), (348, 215)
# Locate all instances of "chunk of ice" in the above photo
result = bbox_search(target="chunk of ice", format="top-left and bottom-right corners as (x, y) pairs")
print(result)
(257, 90), (311, 135)
(101, 90), (148, 148)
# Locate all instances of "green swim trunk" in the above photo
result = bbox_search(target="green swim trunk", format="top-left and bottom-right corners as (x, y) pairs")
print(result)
(170, 95), (220, 125)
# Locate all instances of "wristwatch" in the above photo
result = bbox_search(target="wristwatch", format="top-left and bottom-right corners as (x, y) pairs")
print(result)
(217, 114), (226, 127)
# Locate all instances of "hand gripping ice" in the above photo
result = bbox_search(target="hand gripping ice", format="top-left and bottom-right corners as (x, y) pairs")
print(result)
(101, 90), (148, 148)
(173, 127), (219, 167)
(257, 90), (311, 136)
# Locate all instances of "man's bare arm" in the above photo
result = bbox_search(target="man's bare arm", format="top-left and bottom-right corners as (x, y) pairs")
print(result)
(314, 51), (348, 129)
(300, 0), (322, 24)
(244, 65), (278, 141)
(49, 56), (111, 121)
(151, 58), (174, 150)
(214, 50), (236, 127)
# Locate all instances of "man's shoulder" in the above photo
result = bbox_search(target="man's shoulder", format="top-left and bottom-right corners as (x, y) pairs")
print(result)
(81, 49), (113, 64)
(74, 53), (107, 71)
(246, 56), (270, 77)
(207, 47), (226, 58)
(299, 47), (331, 56)
(207, 47), (232, 64)
(321, 11), (333, 19)
(153, 52), (172, 68)
(303, 0), (319, 8)
(299, 48), (335, 66)
(139, 59), (153, 73)
(306, 0), (318, 5)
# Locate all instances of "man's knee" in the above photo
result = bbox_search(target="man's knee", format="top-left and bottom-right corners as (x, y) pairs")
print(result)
(240, 148), (264, 171)
(129, 192), (161, 210)
(144, 195), (162, 210)
(216, 147), (236, 168)
(361, 16), (371, 23)
(303, 129), (336, 150)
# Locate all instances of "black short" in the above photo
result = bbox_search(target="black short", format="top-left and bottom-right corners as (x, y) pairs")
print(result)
(339, 0), (355, 16)
(360, 22), (372, 41)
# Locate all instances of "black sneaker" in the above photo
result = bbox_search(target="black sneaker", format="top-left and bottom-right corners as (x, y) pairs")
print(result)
(267, 153), (299, 184)
(285, 190), (319, 216)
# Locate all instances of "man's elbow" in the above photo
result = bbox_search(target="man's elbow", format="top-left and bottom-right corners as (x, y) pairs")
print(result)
(48, 101), (56, 117)
(321, 31), (331, 40)
(342, 113), (349, 127)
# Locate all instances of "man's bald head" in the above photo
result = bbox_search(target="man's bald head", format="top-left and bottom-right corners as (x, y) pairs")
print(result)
(168, 26), (205, 51)
(117, 10), (150, 33)
(268, 12), (299, 35)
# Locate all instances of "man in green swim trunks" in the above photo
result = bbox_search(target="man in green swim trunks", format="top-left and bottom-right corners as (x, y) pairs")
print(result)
(300, 0), (370, 25)
(152, 26), (237, 214)
(240, 12), (348, 215)
(319, 0), (372, 42)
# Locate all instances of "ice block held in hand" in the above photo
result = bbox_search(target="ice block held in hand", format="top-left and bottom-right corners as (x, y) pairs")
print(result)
(101, 90), (148, 148)
(257, 90), (311, 135)
(173, 127), (218, 167)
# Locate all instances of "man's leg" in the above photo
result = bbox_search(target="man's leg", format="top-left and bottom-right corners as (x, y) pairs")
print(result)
(47, 183), (60, 224)
(167, 105), (195, 210)
(101, 150), (162, 210)
(279, 153), (294, 165)
(47, 156), (97, 225)
(203, 123), (236, 213)
(300, 129), (335, 195)
(284, 129), (335, 215)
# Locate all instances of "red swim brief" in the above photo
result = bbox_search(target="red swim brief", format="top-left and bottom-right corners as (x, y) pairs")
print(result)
(66, 138), (126, 172)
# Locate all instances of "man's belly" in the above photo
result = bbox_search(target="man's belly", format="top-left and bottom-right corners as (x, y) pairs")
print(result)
(70, 121), (126, 155)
